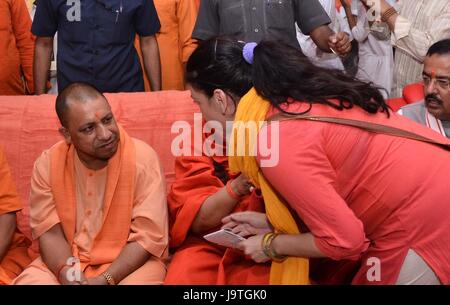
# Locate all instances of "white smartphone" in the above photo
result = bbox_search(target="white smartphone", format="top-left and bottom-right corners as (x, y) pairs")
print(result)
(203, 229), (246, 248)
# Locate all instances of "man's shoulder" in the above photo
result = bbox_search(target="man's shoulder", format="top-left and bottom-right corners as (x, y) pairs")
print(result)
(34, 141), (66, 167)
(400, 101), (426, 112)
(131, 138), (161, 167)
(399, 101), (426, 124)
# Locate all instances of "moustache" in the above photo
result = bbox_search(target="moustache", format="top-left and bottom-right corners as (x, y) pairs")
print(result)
(97, 137), (117, 149)
(425, 94), (442, 104)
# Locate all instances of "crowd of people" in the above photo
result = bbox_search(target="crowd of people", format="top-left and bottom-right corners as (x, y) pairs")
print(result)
(1, 0), (450, 285)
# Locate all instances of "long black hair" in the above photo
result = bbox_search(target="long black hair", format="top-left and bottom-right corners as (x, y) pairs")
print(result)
(186, 37), (389, 116)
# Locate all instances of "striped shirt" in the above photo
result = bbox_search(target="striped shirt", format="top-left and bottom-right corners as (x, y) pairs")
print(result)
(392, 0), (450, 97)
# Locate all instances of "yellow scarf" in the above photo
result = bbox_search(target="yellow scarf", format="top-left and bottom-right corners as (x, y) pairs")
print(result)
(229, 88), (309, 284)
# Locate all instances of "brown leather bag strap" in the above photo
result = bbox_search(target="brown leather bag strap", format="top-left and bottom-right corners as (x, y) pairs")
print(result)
(266, 113), (450, 151)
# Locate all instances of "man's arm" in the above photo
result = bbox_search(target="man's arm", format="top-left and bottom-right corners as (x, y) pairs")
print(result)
(0, 213), (16, 262)
(139, 35), (161, 91)
(39, 223), (86, 284)
(191, 174), (252, 234)
(309, 25), (352, 56)
(33, 37), (53, 95)
(88, 242), (150, 285)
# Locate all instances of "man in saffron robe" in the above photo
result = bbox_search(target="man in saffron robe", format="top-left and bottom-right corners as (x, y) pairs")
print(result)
(164, 124), (270, 283)
(138, 0), (198, 91)
(13, 83), (168, 285)
(0, 148), (32, 285)
(0, 0), (35, 95)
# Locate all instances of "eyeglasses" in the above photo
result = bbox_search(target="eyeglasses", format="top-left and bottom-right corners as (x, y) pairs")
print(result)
(422, 74), (450, 90)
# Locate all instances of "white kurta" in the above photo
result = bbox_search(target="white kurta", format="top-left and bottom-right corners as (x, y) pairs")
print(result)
(351, 1), (395, 98)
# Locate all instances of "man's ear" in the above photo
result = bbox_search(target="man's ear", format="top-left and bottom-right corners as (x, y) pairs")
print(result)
(213, 89), (235, 115)
(59, 127), (71, 144)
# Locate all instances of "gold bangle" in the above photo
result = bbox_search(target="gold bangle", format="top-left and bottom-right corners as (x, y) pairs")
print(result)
(261, 232), (273, 258)
(267, 233), (287, 262)
(102, 271), (116, 285)
(381, 7), (397, 23)
(262, 232), (287, 262)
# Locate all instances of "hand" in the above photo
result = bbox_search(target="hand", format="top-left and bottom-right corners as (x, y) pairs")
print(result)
(86, 275), (108, 285)
(59, 265), (88, 285)
(328, 32), (351, 57)
(222, 211), (272, 238)
(231, 174), (254, 197)
(236, 234), (271, 263)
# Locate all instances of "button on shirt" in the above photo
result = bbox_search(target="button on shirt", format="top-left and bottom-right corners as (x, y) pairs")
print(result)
(32, 0), (161, 93)
(193, 0), (331, 48)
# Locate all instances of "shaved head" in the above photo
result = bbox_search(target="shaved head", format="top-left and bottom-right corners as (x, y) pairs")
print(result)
(55, 83), (105, 127)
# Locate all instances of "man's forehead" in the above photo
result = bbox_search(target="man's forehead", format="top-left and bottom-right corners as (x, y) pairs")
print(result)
(425, 54), (450, 72)
(66, 97), (112, 124)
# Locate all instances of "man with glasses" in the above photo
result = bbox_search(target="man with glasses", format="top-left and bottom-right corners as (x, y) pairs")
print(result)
(399, 39), (450, 138)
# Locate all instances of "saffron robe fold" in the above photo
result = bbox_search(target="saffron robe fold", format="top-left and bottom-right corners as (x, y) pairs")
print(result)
(165, 150), (270, 284)
(0, 148), (31, 285)
(0, 0), (35, 95)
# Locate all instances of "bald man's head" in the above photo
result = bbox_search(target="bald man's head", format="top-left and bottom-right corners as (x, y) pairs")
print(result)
(56, 83), (106, 127)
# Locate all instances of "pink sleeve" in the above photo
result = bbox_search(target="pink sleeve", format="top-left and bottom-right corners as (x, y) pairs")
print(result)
(29, 151), (61, 239)
(258, 120), (369, 260)
(127, 140), (168, 258)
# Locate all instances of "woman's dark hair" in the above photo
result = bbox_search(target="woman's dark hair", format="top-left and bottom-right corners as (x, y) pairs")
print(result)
(186, 37), (389, 116)
(185, 37), (253, 98)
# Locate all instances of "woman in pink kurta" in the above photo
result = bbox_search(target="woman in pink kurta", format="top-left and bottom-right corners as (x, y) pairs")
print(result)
(256, 102), (450, 284)
(183, 37), (450, 284)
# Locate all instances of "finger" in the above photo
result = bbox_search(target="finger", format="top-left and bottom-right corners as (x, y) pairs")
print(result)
(221, 214), (233, 224)
(221, 221), (237, 230)
(228, 211), (256, 223)
(230, 226), (242, 234)
(230, 225), (250, 237)
(335, 37), (349, 49)
(328, 33), (337, 44)
(338, 44), (352, 55)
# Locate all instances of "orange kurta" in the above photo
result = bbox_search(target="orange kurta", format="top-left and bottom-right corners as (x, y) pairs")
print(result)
(0, 0), (34, 95)
(137, 0), (198, 91)
(0, 148), (31, 285)
(14, 128), (168, 284)
(165, 148), (270, 284)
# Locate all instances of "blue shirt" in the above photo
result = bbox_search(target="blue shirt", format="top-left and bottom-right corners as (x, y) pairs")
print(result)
(32, 0), (160, 93)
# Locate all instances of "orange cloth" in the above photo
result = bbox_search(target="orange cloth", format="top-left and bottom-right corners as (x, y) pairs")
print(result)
(0, 0), (35, 95)
(0, 91), (197, 258)
(14, 127), (168, 284)
(165, 139), (270, 284)
(229, 88), (310, 285)
(0, 148), (31, 285)
(137, 0), (198, 91)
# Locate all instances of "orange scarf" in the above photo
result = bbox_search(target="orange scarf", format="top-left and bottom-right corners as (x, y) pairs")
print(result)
(49, 125), (136, 272)
(229, 88), (310, 285)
